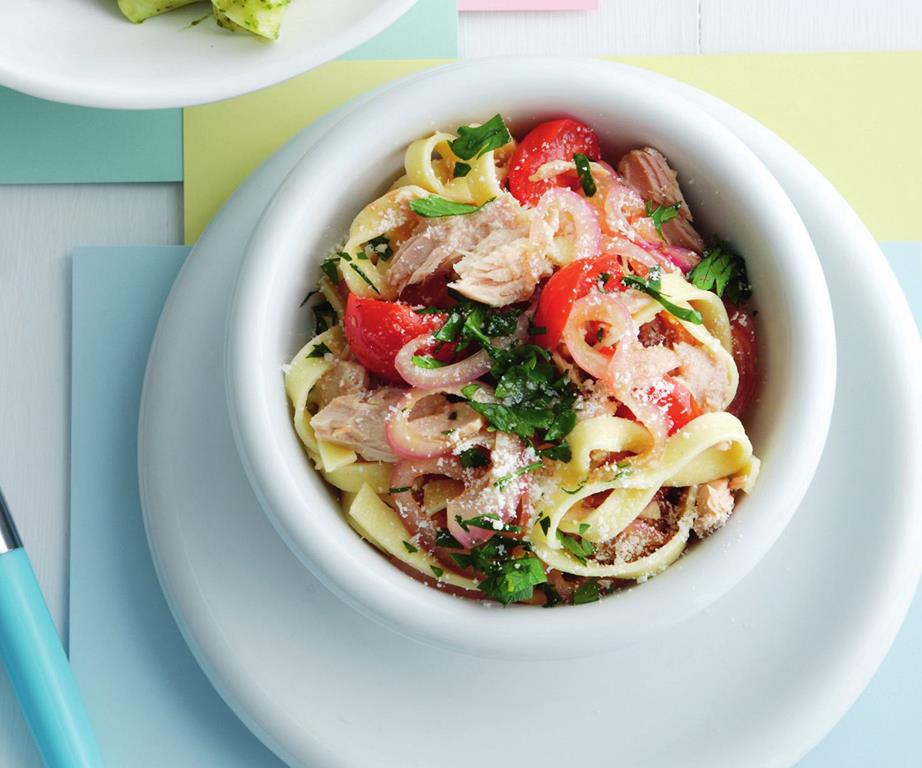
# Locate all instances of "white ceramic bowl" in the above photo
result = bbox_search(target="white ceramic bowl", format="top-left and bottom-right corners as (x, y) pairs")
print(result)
(226, 59), (836, 660)
(0, 0), (417, 109)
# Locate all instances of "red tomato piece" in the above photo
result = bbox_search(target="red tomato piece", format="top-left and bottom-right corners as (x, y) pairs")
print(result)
(616, 376), (701, 436)
(532, 256), (625, 349)
(508, 118), (602, 206)
(398, 275), (456, 309)
(343, 294), (451, 382)
(727, 305), (758, 418)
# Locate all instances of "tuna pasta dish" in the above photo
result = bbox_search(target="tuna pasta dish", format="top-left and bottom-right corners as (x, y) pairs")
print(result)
(285, 115), (761, 607)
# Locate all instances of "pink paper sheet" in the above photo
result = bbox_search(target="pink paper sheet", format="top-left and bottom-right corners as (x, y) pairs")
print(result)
(458, 0), (597, 10)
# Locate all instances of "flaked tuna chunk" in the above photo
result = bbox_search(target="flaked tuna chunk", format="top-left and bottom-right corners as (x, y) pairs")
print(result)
(693, 478), (735, 537)
(311, 360), (368, 409)
(385, 193), (528, 296)
(450, 235), (552, 306)
(618, 147), (705, 253)
(310, 387), (404, 462)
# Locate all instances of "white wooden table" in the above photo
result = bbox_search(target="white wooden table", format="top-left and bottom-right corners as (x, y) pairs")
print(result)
(0, 1), (920, 764)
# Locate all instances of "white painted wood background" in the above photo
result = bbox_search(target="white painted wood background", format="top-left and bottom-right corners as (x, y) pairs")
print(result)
(0, 0), (920, 764)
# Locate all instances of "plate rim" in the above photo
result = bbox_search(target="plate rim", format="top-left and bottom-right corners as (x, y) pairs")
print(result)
(0, 0), (419, 109)
(138, 61), (922, 768)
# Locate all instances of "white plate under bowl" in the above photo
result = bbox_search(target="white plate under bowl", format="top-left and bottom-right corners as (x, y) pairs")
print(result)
(139, 62), (922, 767)
(0, 0), (417, 109)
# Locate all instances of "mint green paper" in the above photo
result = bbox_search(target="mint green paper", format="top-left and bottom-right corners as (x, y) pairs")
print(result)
(0, 88), (182, 184)
(344, 0), (458, 60)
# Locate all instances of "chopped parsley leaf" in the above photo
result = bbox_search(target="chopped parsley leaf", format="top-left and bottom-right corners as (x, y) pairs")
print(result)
(388, 486), (411, 494)
(573, 152), (596, 197)
(644, 201), (682, 241)
(347, 263), (380, 294)
(411, 355), (446, 369)
(410, 196), (493, 218)
(579, 522), (591, 535)
(622, 266), (703, 325)
(455, 513), (521, 534)
(538, 516), (551, 536)
(449, 114), (512, 161)
(541, 582), (563, 608)
(430, 566), (444, 578)
(402, 540), (419, 554)
(459, 446), (489, 469)
(557, 530), (595, 565)
(562, 482), (585, 495)
(320, 256), (340, 285)
(538, 442), (572, 462)
(453, 162), (471, 178)
(494, 460), (544, 488)
(435, 529), (463, 549)
(365, 235), (393, 262)
(307, 342), (331, 359)
(477, 554), (547, 605)
(572, 578), (600, 604)
(312, 299), (337, 334)
(687, 241), (752, 304)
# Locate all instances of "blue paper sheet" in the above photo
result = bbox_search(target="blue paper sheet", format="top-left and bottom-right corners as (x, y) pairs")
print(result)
(68, 243), (921, 766)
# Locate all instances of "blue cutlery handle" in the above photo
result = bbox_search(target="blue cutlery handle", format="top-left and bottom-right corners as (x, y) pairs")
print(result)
(0, 548), (104, 768)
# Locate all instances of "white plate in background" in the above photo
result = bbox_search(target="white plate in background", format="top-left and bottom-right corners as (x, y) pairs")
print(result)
(139, 62), (922, 767)
(0, 0), (417, 109)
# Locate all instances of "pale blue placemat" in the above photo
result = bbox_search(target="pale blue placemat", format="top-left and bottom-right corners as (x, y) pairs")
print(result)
(68, 243), (921, 766)
(70, 246), (285, 766)
(0, 0), (456, 185)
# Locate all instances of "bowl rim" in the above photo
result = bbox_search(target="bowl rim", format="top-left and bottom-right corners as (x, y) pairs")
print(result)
(0, 0), (418, 109)
(225, 57), (837, 659)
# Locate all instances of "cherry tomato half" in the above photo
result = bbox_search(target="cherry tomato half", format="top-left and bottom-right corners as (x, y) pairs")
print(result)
(343, 294), (451, 383)
(532, 256), (625, 349)
(617, 376), (701, 436)
(508, 118), (602, 207)
(727, 305), (758, 418)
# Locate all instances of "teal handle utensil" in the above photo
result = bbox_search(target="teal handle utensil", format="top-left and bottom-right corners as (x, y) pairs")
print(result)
(0, 488), (104, 768)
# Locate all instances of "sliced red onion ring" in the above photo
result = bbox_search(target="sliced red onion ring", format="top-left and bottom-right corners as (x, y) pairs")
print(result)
(603, 234), (679, 275)
(394, 333), (492, 390)
(446, 433), (526, 549)
(531, 187), (601, 264)
(385, 388), (483, 460)
(562, 291), (634, 380)
(390, 456), (464, 552)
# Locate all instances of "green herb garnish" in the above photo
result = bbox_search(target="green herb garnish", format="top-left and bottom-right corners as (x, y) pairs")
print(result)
(435, 529), (463, 549)
(453, 162), (471, 178)
(449, 114), (512, 160)
(573, 153), (596, 197)
(572, 578), (600, 604)
(410, 196), (493, 218)
(687, 241), (752, 304)
(556, 530), (595, 565)
(411, 355), (446, 369)
(538, 442), (572, 462)
(459, 446), (489, 469)
(365, 235), (393, 262)
(347, 263), (380, 294)
(320, 256), (340, 285)
(494, 460), (544, 488)
(578, 522), (590, 535)
(389, 486), (411, 494)
(622, 266), (703, 325)
(430, 566), (444, 578)
(311, 299), (336, 334)
(645, 201), (682, 241)
(402, 540), (419, 554)
(538, 516), (551, 536)
(541, 582), (563, 608)
(307, 342), (331, 359)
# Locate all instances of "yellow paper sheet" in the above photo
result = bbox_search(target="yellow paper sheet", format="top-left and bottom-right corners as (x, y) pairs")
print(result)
(184, 52), (922, 244)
